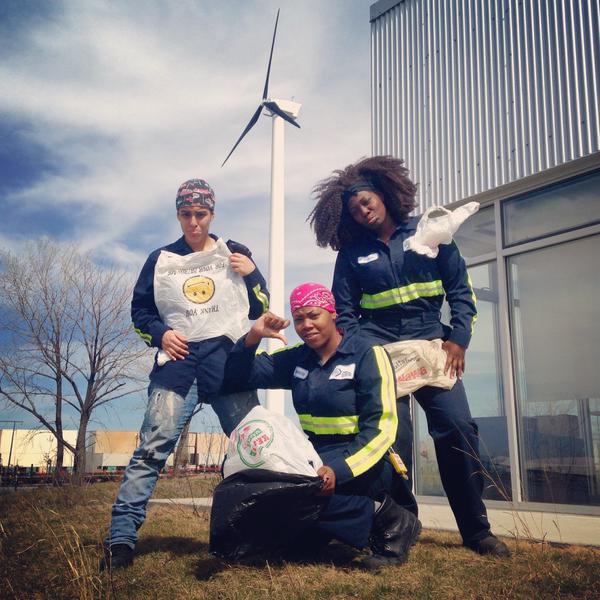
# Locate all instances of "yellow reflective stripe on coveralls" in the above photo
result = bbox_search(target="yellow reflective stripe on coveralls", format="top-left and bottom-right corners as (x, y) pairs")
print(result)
(298, 414), (360, 435)
(252, 283), (270, 313)
(134, 327), (152, 346)
(360, 280), (445, 309)
(466, 273), (477, 335)
(345, 346), (397, 477)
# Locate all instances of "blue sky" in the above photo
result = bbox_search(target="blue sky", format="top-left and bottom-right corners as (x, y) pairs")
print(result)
(0, 0), (373, 433)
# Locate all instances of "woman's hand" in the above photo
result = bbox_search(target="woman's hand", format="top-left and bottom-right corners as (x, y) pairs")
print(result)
(442, 340), (466, 379)
(229, 253), (256, 276)
(317, 465), (336, 496)
(161, 329), (189, 360)
(244, 312), (290, 347)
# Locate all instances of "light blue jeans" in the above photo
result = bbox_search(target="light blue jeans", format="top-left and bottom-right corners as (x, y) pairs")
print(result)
(106, 383), (258, 548)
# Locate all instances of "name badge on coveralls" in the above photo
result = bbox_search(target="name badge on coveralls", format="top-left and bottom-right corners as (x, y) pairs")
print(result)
(357, 253), (379, 264)
(329, 364), (356, 380)
(293, 366), (309, 379)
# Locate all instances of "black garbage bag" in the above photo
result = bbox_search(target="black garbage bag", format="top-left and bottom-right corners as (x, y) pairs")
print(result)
(209, 468), (326, 560)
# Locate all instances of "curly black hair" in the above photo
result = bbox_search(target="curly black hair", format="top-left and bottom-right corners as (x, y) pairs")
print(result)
(308, 155), (418, 250)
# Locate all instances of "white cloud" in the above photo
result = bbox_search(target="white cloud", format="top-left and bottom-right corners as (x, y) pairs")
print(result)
(0, 0), (371, 283)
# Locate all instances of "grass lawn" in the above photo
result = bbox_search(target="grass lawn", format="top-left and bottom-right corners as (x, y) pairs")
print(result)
(1, 475), (598, 599)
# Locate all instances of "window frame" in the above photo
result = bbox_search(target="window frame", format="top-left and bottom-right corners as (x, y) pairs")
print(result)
(413, 152), (600, 516)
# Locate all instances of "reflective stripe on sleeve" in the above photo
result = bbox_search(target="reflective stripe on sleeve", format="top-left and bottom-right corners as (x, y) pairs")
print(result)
(252, 283), (270, 313)
(360, 280), (444, 309)
(467, 273), (478, 334)
(345, 346), (397, 477)
(134, 327), (153, 346)
(298, 414), (359, 435)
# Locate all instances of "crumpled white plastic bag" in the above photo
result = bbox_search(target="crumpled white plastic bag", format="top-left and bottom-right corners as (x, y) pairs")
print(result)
(153, 237), (250, 366)
(384, 339), (456, 397)
(223, 405), (323, 478)
(404, 201), (480, 258)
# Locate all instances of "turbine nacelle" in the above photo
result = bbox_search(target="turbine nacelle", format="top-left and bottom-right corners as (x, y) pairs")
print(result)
(264, 98), (302, 121)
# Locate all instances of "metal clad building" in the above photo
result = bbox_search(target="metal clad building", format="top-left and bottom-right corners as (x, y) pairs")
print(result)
(371, 0), (600, 210)
(370, 0), (600, 541)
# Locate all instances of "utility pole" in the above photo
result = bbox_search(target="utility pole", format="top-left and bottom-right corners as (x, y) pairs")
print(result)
(0, 420), (23, 468)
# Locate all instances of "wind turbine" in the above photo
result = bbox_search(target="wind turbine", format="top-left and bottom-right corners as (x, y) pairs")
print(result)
(222, 9), (301, 415)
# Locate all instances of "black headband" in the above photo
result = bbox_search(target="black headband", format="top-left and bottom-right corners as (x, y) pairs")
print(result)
(342, 179), (377, 203)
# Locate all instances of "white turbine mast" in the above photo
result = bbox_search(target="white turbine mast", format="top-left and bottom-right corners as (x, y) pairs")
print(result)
(222, 10), (301, 414)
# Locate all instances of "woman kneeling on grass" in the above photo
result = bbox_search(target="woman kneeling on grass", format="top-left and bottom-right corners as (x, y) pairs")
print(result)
(224, 282), (420, 569)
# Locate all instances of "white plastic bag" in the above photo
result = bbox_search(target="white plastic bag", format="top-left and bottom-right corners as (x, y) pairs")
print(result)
(404, 201), (480, 258)
(384, 339), (456, 397)
(223, 405), (323, 478)
(153, 238), (250, 365)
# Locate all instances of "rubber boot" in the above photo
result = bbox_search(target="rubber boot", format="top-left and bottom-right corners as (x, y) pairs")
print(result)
(362, 495), (421, 571)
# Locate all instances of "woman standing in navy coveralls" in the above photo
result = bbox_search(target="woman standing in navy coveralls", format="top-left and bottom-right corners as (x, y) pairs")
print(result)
(102, 179), (269, 570)
(308, 156), (509, 556)
(224, 283), (421, 570)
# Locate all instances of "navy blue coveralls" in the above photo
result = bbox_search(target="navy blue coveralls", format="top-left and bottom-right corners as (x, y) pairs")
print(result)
(133, 234), (269, 426)
(332, 216), (492, 545)
(224, 332), (417, 549)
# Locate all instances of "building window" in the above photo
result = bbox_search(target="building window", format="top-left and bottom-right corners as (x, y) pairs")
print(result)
(454, 205), (496, 258)
(508, 235), (600, 505)
(502, 170), (600, 247)
(415, 261), (510, 500)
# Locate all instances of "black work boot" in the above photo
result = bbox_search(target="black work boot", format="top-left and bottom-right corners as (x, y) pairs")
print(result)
(362, 495), (422, 571)
(466, 534), (510, 557)
(100, 543), (134, 571)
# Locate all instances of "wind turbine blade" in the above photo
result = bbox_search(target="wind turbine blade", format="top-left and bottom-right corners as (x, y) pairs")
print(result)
(262, 9), (280, 100)
(221, 104), (264, 167)
(263, 101), (301, 128)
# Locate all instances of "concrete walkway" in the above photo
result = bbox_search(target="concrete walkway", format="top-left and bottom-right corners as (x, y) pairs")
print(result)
(149, 497), (600, 547)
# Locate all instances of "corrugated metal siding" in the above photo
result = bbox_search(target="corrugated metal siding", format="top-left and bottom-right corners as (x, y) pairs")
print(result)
(371, 0), (600, 211)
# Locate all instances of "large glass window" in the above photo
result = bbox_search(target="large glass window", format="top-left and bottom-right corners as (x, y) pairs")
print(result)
(509, 235), (600, 505)
(502, 170), (600, 247)
(415, 262), (510, 500)
(454, 205), (496, 258)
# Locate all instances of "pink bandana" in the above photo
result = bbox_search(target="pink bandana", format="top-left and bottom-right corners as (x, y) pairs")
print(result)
(289, 283), (336, 314)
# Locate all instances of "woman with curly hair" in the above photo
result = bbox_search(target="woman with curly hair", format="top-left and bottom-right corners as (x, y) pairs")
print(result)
(308, 155), (509, 557)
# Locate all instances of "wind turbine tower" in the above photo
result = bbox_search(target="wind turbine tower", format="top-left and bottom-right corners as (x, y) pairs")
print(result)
(222, 11), (301, 414)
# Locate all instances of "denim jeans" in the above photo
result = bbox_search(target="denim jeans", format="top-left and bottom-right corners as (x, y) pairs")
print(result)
(106, 383), (258, 548)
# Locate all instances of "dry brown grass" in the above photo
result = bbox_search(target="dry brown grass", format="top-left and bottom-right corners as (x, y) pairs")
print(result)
(0, 477), (599, 600)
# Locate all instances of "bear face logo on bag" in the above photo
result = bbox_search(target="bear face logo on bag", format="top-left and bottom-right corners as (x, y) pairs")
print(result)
(182, 275), (215, 304)
(236, 420), (274, 468)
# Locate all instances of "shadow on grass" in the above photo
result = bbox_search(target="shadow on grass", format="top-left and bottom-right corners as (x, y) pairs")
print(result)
(135, 535), (209, 557)
(194, 541), (365, 580)
(416, 532), (463, 549)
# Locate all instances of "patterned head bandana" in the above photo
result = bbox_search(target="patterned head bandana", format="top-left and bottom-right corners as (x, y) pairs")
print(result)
(176, 179), (216, 211)
(342, 179), (378, 203)
(289, 283), (336, 315)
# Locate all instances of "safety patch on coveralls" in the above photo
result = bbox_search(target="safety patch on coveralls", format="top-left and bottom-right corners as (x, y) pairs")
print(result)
(329, 363), (356, 380)
(357, 253), (379, 264)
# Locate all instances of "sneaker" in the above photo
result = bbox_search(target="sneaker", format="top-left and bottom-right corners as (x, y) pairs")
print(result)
(362, 495), (422, 571)
(100, 543), (134, 571)
(466, 534), (510, 557)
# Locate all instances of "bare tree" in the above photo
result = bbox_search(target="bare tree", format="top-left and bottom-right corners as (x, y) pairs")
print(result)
(0, 239), (148, 480)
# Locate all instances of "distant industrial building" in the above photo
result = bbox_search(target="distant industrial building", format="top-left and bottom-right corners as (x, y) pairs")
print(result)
(86, 430), (228, 471)
(0, 428), (76, 471)
(0, 429), (227, 473)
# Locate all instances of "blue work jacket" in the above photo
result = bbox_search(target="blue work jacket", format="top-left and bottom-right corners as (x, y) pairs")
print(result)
(132, 235), (269, 348)
(224, 333), (398, 486)
(332, 217), (476, 348)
